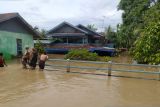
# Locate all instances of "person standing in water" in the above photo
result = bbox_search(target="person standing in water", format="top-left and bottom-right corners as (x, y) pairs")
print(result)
(29, 48), (38, 70)
(22, 47), (30, 69)
(39, 51), (48, 71)
(0, 53), (7, 67)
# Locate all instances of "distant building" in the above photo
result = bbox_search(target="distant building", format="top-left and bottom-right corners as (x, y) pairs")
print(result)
(76, 24), (103, 45)
(0, 13), (39, 59)
(46, 22), (103, 49)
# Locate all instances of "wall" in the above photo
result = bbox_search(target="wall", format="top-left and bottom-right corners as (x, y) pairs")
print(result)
(0, 18), (34, 59)
(0, 31), (33, 59)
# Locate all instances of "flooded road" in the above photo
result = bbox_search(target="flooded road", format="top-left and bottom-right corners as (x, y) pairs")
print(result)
(0, 58), (160, 107)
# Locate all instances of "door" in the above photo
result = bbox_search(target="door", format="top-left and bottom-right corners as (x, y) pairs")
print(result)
(16, 39), (22, 56)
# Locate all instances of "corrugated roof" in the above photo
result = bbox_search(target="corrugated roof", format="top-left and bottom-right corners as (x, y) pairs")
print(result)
(77, 24), (103, 37)
(46, 21), (88, 35)
(48, 33), (86, 38)
(0, 13), (18, 23)
(0, 13), (40, 38)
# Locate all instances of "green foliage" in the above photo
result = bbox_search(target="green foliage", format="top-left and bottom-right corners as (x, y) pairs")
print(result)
(104, 26), (116, 41)
(3, 52), (11, 60)
(65, 49), (98, 61)
(100, 56), (111, 62)
(39, 29), (47, 38)
(133, 2), (160, 64)
(33, 26), (47, 38)
(34, 40), (45, 54)
(86, 24), (97, 31)
(118, 0), (160, 64)
(51, 38), (63, 43)
(0, 48), (11, 60)
(118, 0), (150, 48)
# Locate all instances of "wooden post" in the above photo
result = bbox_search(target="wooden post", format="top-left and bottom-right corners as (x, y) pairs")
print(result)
(108, 61), (112, 76)
(158, 64), (160, 81)
(66, 59), (70, 72)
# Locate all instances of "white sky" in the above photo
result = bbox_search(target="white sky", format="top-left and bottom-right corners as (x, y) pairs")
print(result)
(0, 0), (122, 31)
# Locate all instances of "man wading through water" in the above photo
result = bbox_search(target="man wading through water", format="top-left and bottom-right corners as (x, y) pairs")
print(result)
(39, 51), (48, 71)
(29, 48), (38, 70)
(22, 47), (30, 69)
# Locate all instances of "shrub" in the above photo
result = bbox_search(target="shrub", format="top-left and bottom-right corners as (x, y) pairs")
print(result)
(3, 52), (11, 60)
(65, 49), (98, 61)
(100, 56), (111, 62)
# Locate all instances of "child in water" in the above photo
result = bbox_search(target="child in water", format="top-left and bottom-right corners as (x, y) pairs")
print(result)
(0, 53), (7, 67)
(39, 52), (48, 71)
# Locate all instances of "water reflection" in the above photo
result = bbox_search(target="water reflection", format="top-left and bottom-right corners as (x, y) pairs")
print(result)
(0, 60), (47, 103)
(113, 78), (160, 107)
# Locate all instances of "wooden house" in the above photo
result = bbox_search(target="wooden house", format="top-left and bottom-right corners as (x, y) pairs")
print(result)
(77, 24), (103, 45)
(0, 13), (39, 59)
(46, 22), (103, 49)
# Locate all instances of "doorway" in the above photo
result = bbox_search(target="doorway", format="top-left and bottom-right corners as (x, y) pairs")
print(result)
(16, 39), (22, 56)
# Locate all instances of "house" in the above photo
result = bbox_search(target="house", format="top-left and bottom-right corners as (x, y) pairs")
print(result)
(0, 13), (39, 59)
(77, 24), (103, 45)
(46, 22), (103, 49)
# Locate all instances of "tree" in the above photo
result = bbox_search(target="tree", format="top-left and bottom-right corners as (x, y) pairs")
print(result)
(118, 0), (151, 48)
(86, 24), (97, 31)
(34, 40), (45, 54)
(118, 0), (160, 64)
(116, 24), (127, 48)
(33, 26), (46, 53)
(133, 2), (160, 64)
(104, 26), (117, 47)
(33, 26), (47, 38)
(39, 29), (47, 38)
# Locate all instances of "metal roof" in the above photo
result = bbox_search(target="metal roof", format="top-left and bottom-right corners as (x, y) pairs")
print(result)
(47, 33), (86, 38)
(46, 21), (88, 35)
(77, 24), (103, 37)
(0, 13), (40, 38)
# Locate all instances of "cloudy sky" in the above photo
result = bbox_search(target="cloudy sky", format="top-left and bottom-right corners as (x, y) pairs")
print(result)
(0, 0), (122, 31)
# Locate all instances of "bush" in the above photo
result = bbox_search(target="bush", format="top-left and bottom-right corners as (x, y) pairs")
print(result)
(3, 52), (11, 60)
(100, 56), (111, 62)
(65, 49), (98, 61)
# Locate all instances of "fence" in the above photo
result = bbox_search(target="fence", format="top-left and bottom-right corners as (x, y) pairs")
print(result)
(46, 59), (160, 81)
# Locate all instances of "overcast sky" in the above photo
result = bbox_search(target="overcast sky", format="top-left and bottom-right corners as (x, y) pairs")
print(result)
(0, 0), (122, 31)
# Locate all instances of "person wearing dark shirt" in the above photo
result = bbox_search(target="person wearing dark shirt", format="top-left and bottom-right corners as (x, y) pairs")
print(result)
(29, 48), (38, 70)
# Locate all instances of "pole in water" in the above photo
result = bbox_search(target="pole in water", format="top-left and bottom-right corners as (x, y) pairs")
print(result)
(108, 61), (112, 76)
(158, 64), (160, 81)
(66, 59), (70, 72)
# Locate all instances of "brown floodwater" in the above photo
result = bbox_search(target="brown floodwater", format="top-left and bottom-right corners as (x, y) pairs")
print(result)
(0, 55), (160, 107)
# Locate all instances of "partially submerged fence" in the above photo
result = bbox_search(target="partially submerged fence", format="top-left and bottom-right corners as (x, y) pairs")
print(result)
(46, 59), (160, 81)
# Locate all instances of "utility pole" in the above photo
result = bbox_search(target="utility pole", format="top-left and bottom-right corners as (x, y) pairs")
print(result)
(102, 16), (106, 32)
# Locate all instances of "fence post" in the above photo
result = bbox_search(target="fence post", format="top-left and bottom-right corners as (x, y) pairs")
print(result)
(66, 59), (70, 72)
(158, 64), (160, 81)
(108, 61), (112, 76)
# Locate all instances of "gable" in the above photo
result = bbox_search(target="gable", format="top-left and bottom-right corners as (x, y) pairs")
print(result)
(77, 25), (102, 37)
(0, 18), (33, 35)
(54, 24), (83, 33)
(0, 13), (40, 39)
(47, 22), (88, 36)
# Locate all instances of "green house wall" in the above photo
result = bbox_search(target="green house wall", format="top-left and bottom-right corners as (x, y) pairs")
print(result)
(0, 18), (36, 60)
(0, 31), (34, 59)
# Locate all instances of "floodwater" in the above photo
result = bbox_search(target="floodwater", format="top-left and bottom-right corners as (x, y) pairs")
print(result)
(0, 55), (160, 107)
